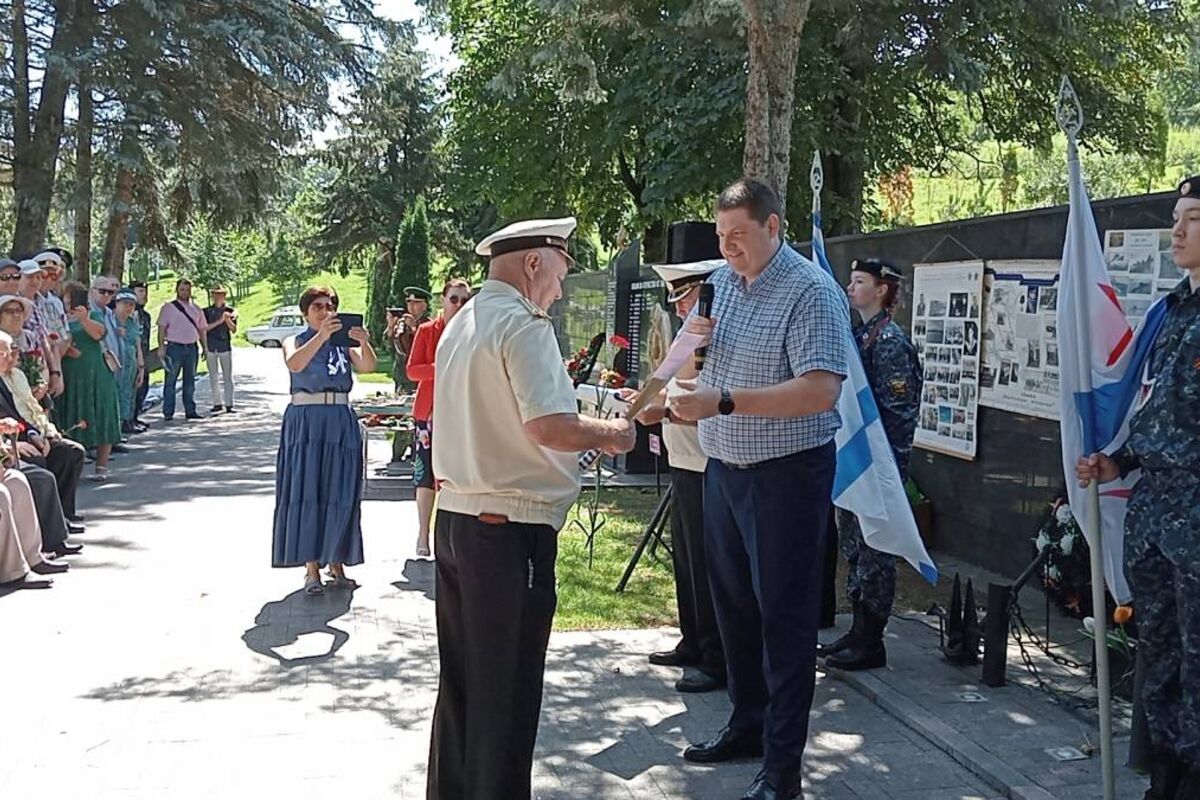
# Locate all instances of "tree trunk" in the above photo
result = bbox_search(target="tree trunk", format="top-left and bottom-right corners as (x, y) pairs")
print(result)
(73, 74), (94, 280)
(10, 0), (78, 255)
(101, 134), (138, 281)
(742, 0), (812, 221)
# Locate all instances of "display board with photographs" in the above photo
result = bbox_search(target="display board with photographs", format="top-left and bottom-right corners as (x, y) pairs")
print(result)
(978, 261), (1062, 421)
(1104, 229), (1186, 328)
(911, 261), (985, 460)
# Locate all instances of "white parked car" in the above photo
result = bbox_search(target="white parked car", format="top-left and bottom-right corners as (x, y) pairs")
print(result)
(246, 306), (307, 348)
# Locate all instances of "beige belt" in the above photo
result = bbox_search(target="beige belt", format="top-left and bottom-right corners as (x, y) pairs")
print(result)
(291, 391), (349, 406)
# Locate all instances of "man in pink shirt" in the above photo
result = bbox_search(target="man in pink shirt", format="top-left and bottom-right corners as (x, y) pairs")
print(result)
(155, 279), (208, 420)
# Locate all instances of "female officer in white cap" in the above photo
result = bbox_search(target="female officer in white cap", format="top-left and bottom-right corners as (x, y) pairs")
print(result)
(427, 216), (635, 800)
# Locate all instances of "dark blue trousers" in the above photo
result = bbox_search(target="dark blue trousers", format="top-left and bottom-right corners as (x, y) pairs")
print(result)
(703, 442), (835, 774)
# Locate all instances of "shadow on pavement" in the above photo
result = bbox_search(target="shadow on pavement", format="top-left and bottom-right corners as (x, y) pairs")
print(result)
(241, 585), (357, 668)
(391, 558), (436, 602)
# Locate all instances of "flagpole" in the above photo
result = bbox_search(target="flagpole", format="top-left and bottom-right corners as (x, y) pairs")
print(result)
(1058, 75), (1116, 800)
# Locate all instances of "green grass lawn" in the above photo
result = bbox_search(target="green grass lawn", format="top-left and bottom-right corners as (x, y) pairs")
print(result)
(555, 486), (677, 631)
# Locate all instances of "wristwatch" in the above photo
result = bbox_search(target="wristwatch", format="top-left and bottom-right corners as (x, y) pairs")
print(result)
(718, 388), (735, 416)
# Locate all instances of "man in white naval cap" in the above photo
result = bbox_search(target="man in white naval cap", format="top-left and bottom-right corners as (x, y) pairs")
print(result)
(427, 216), (636, 800)
(625, 260), (727, 694)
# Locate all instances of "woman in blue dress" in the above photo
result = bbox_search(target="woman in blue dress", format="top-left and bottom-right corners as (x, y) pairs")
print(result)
(272, 286), (377, 595)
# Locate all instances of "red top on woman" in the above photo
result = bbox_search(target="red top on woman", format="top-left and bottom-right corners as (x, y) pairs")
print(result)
(405, 316), (446, 422)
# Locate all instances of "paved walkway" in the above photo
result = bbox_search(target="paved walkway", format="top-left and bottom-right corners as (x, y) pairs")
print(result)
(1, 349), (1007, 798)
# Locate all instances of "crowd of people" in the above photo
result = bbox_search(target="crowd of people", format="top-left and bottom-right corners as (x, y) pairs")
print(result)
(0, 245), (240, 592)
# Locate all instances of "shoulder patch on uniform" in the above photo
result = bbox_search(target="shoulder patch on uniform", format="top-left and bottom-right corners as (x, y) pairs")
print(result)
(517, 295), (550, 320)
(889, 378), (908, 397)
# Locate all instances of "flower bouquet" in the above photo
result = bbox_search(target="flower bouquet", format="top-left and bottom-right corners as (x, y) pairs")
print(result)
(19, 347), (44, 389)
(0, 417), (25, 466)
(1034, 495), (1093, 619)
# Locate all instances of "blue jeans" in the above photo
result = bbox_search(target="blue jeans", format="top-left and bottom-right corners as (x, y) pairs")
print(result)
(162, 342), (199, 418)
(703, 441), (835, 774)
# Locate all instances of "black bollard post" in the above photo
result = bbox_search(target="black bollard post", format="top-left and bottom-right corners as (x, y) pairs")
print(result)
(981, 583), (1011, 686)
(943, 573), (963, 662)
(962, 579), (981, 666)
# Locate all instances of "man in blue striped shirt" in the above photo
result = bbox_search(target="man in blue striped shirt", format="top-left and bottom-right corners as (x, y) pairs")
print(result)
(671, 178), (849, 800)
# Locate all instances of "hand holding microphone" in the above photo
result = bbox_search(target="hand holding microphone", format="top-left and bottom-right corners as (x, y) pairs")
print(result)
(693, 283), (714, 371)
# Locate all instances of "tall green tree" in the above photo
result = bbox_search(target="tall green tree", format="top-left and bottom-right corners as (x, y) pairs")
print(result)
(2, 0), (382, 266)
(391, 196), (431, 306)
(308, 27), (441, 274)
(437, 0), (1185, 241)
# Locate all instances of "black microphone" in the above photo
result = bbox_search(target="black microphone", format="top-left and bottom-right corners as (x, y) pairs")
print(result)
(694, 282), (714, 371)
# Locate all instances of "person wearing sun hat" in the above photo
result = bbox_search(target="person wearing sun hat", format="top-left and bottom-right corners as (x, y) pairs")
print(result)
(1077, 174), (1200, 799)
(32, 250), (72, 362)
(426, 216), (636, 800)
(620, 259), (727, 695)
(202, 285), (238, 413)
(113, 288), (145, 432)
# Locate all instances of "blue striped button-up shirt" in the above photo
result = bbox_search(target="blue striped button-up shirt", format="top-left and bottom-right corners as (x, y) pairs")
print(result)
(697, 243), (850, 465)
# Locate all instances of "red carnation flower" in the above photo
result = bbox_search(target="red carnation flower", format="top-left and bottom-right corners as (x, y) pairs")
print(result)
(609, 334), (630, 350)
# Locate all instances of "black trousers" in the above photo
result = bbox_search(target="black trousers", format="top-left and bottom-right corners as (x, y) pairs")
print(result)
(427, 511), (557, 800)
(19, 462), (70, 552)
(28, 438), (84, 519)
(704, 443), (835, 775)
(669, 467), (725, 678)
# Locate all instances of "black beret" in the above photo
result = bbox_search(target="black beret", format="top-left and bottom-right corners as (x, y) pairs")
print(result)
(1179, 175), (1200, 200)
(850, 257), (903, 282)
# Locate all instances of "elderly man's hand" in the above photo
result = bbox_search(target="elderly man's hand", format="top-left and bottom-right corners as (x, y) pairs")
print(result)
(669, 379), (721, 422)
(601, 418), (637, 456)
(17, 441), (41, 459)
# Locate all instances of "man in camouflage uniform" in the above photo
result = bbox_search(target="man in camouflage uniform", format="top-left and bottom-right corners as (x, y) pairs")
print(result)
(821, 258), (922, 671)
(1078, 175), (1200, 800)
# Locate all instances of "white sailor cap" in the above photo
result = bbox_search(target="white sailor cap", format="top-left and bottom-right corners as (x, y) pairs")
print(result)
(650, 260), (723, 303)
(18, 259), (45, 276)
(475, 216), (577, 258)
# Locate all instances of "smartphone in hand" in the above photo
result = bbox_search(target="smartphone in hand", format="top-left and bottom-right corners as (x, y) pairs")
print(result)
(330, 313), (364, 347)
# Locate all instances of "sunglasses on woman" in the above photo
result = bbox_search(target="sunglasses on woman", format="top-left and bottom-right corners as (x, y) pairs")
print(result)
(445, 294), (469, 306)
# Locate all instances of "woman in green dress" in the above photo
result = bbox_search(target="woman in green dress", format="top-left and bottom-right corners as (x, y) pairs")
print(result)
(113, 289), (144, 432)
(56, 282), (123, 482)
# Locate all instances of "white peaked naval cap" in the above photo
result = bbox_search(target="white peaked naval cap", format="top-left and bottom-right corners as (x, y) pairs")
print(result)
(475, 217), (578, 258)
(650, 260), (723, 302)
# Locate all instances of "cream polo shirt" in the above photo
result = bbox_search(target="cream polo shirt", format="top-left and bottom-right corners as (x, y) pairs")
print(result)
(432, 280), (581, 529)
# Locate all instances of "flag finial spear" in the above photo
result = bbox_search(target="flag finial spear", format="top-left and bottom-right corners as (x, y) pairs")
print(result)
(810, 152), (824, 195)
(1056, 75), (1084, 140)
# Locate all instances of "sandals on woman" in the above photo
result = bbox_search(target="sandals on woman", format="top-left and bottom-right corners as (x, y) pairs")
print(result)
(87, 467), (108, 483)
(323, 568), (358, 588)
(304, 575), (324, 595)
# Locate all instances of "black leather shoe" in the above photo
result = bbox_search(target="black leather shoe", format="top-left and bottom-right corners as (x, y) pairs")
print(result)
(649, 649), (697, 668)
(15, 574), (53, 589)
(683, 727), (762, 764)
(675, 670), (725, 694)
(67, 522), (85, 535)
(225, 406), (236, 413)
(210, 405), (224, 413)
(67, 513), (86, 523)
(112, 443), (129, 453)
(52, 542), (83, 557)
(741, 769), (803, 800)
(32, 559), (69, 574)
(185, 413), (204, 420)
